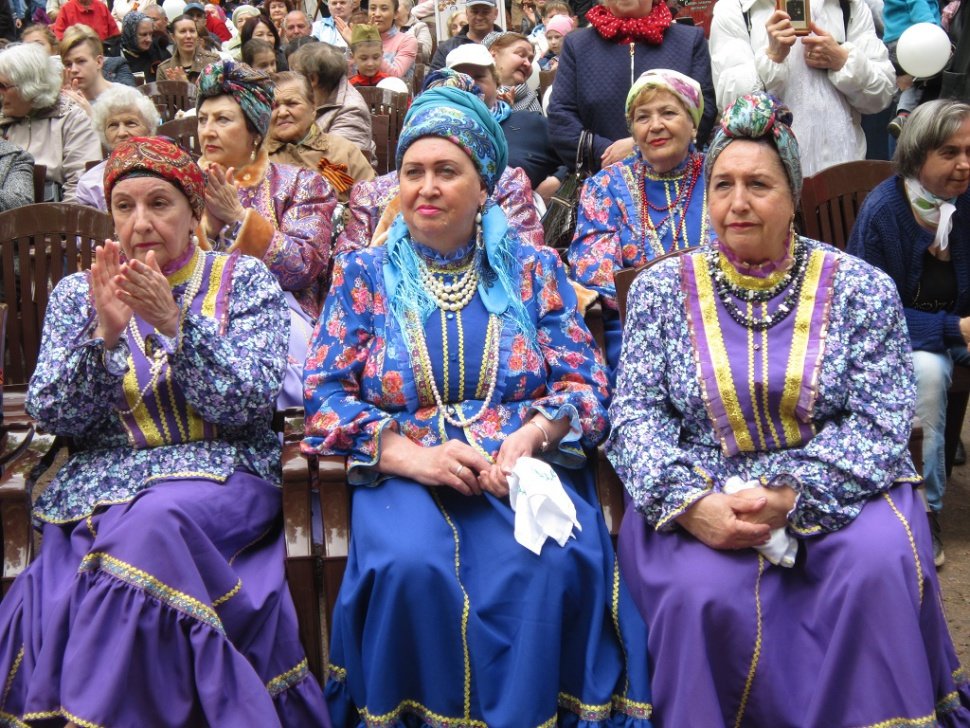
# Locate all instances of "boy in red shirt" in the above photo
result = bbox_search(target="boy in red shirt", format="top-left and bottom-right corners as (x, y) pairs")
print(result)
(347, 24), (389, 87)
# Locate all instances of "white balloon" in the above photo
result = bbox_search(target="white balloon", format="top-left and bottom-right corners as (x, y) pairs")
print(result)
(897, 22), (952, 79)
(376, 77), (411, 95)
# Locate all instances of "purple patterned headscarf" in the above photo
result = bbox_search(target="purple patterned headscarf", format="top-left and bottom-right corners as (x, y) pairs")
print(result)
(196, 59), (275, 137)
(625, 68), (703, 127)
(704, 92), (802, 202)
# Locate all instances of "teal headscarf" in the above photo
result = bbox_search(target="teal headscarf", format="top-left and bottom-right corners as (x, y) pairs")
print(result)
(704, 92), (802, 203)
(395, 86), (508, 195)
(385, 87), (531, 344)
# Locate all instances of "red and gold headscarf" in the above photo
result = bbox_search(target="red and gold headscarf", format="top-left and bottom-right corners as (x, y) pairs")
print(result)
(103, 137), (206, 219)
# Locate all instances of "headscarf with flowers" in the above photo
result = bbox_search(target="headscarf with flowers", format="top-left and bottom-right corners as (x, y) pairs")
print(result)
(704, 92), (802, 203)
(196, 59), (275, 137)
(625, 68), (703, 128)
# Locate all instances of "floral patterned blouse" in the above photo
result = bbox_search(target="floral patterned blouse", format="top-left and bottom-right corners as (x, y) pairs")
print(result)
(26, 252), (288, 524)
(569, 150), (709, 312)
(337, 166), (545, 255)
(607, 238), (920, 535)
(302, 236), (610, 482)
(206, 153), (337, 322)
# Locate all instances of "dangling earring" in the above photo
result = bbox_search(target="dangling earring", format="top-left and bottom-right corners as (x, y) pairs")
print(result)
(251, 136), (260, 162)
(475, 206), (485, 250)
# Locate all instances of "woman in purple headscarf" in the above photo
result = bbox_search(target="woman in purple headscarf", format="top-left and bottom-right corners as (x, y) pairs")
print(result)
(609, 92), (970, 727)
(0, 137), (329, 727)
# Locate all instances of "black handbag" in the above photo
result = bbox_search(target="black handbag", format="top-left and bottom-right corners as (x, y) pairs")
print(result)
(942, 2), (970, 101)
(541, 130), (595, 251)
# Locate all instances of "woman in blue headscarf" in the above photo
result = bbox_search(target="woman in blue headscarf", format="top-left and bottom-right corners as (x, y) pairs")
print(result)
(303, 86), (653, 727)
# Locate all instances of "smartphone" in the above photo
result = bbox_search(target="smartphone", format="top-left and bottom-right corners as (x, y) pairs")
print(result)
(778, 0), (810, 35)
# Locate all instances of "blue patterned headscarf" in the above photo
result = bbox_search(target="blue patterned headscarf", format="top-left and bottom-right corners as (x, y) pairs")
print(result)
(395, 86), (508, 195)
(196, 59), (275, 138)
(704, 92), (802, 202)
(424, 67), (512, 124)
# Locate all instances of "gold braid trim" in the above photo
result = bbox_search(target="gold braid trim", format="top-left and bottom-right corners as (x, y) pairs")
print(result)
(266, 658), (309, 697)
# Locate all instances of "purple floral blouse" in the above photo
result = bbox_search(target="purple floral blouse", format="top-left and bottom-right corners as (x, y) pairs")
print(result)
(607, 239), (920, 535)
(26, 253), (288, 524)
(213, 159), (337, 321)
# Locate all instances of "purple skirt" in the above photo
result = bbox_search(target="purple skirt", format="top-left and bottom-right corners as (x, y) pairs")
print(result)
(0, 472), (330, 727)
(618, 482), (970, 728)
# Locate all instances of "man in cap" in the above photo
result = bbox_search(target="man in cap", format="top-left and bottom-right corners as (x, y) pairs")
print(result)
(430, 0), (503, 70)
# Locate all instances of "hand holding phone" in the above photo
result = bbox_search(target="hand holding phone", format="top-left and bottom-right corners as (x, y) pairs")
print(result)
(777, 0), (810, 35)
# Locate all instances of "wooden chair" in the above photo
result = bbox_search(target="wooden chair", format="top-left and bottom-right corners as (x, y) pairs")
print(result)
(157, 117), (202, 160)
(538, 68), (556, 101)
(0, 302), (37, 599)
(138, 80), (199, 123)
(356, 87), (409, 171)
(32, 164), (46, 204)
(798, 159), (893, 250)
(411, 62), (427, 96)
(371, 114), (392, 176)
(0, 204), (115, 421)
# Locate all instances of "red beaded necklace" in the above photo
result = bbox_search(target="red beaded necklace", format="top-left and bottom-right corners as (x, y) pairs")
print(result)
(586, 2), (672, 45)
(639, 152), (704, 255)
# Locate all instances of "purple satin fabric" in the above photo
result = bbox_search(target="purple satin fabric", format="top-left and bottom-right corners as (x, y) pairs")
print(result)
(618, 482), (970, 727)
(0, 473), (330, 727)
(681, 250), (838, 455)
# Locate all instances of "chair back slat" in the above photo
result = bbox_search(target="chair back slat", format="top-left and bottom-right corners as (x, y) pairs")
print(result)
(0, 204), (114, 387)
(371, 114), (392, 176)
(138, 81), (199, 123)
(798, 160), (893, 250)
(357, 87), (410, 171)
(157, 117), (202, 160)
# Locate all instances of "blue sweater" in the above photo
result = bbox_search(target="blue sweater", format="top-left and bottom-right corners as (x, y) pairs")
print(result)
(547, 24), (716, 170)
(846, 177), (970, 352)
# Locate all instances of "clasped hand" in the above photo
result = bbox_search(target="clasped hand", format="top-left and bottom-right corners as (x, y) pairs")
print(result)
(203, 162), (246, 234)
(410, 424), (547, 498)
(91, 240), (180, 349)
(675, 486), (796, 551)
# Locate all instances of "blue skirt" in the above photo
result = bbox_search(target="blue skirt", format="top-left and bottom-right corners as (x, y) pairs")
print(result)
(325, 465), (653, 728)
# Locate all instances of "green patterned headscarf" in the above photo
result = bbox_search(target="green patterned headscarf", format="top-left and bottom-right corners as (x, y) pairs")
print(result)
(705, 92), (802, 202)
(196, 59), (275, 138)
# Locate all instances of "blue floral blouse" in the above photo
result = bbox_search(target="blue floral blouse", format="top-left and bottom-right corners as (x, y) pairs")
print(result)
(607, 239), (920, 535)
(26, 252), (288, 524)
(302, 238), (610, 482)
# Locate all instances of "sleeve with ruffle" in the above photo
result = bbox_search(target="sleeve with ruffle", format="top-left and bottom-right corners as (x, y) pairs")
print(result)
(301, 252), (395, 484)
(25, 273), (128, 437)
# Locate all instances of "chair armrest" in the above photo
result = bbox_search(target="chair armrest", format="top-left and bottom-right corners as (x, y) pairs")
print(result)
(0, 427), (36, 597)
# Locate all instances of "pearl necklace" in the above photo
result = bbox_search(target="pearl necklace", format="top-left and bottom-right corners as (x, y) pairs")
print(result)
(417, 254), (480, 311)
(707, 239), (808, 331)
(116, 249), (206, 416)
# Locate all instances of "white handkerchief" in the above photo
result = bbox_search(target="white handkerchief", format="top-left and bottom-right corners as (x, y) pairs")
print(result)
(507, 457), (582, 555)
(722, 476), (798, 568)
